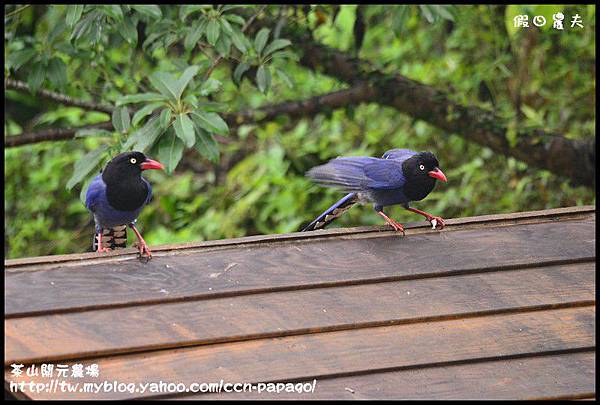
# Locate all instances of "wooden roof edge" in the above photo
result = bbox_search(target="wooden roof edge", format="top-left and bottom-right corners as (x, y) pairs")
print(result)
(4, 205), (595, 269)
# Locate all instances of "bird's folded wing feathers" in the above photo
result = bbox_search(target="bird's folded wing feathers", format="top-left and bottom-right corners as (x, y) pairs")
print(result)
(85, 174), (106, 212)
(307, 157), (406, 191)
(382, 148), (417, 160)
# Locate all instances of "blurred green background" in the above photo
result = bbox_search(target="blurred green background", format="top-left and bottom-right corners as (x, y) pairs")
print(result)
(4, 5), (595, 259)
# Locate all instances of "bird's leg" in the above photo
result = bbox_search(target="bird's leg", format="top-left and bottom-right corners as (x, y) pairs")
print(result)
(96, 231), (112, 253)
(406, 207), (445, 230)
(376, 210), (405, 235)
(128, 223), (152, 258)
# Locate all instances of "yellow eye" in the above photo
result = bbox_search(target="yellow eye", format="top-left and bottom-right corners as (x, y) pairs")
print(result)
(419, 164), (425, 170)
(130, 158), (137, 164)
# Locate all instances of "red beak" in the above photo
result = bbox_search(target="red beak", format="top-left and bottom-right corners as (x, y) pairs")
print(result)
(140, 158), (165, 171)
(428, 168), (447, 182)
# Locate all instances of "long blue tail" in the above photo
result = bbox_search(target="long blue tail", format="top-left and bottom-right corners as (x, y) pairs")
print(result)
(301, 193), (359, 231)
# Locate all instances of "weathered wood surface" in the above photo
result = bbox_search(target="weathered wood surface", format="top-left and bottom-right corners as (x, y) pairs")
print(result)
(4, 206), (596, 400)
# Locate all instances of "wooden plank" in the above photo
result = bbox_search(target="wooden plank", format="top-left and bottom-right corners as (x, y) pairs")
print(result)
(5, 205), (594, 269)
(196, 351), (596, 400)
(5, 262), (595, 365)
(5, 218), (595, 317)
(5, 306), (595, 400)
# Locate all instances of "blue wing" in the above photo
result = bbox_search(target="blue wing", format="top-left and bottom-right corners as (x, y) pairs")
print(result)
(307, 156), (406, 191)
(382, 148), (417, 160)
(142, 177), (153, 205)
(85, 174), (106, 213)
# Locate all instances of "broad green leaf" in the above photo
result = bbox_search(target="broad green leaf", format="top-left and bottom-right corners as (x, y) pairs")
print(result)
(28, 62), (46, 94)
(174, 65), (200, 100)
(256, 64), (271, 94)
(195, 101), (228, 112)
(173, 113), (196, 147)
(102, 5), (124, 21)
(75, 128), (113, 138)
(117, 92), (167, 105)
(433, 5), (455, 21)
(206, 18), (220, 46)
(119, 17), (138, 45)
(8, 49), (36, 71)
(157, 132), (184, 173)
(229, 27), (248, 53)
(132, 102), (164, 127)
(66, 145), (109, 190)
(70, 14), (93, 42)
(233, 62), (250, 85)
(224, 14), (245, 26)
(254, 28), (270, 55)
(275, 68), (293, 88)
(160, 108), (172, 128)
(124, 116), (164, 152)
(214, 33), (231, 57)
(180, 5), (206, 21)
(112, 106), (130, 133)
(131, 5), (162, 19)
(262, 39), (291, 57)
(66, 5), (84, 27)
(148, 71), (179, 102)
(219, 17), (234, 35)
(194, 125), (220, 162)
(191, 110), (229, 135)
(47, 58), (68, 89)
(184, 19), (207, 50)
(200, 78), (222, 96)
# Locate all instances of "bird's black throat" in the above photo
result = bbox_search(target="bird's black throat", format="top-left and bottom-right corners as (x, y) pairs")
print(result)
(102, 167), (149, 212)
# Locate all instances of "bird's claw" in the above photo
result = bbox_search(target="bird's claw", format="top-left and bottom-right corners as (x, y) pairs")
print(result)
(97, 246), (112, 253)
(387, 220), (406, 236)
(136, 242), (153, 259)
(428, 216), (445, 230)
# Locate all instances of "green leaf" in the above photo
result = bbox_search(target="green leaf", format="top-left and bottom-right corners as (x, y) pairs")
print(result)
(112, 106), (131, 133)
(233, 62), (250, 85)
(262, 39), (291, 57)
(160, 108), (172, 128)
(214, 32), (231, 57)
(194, 126), (220, 162)
(124, 116), (164, 152)
(148, 71), (179, 102)
(180, 5), (206, 21)
(131, 102), (164, 127)
(224, 14), (245, 26)
(184, 19), (207, 51)
(174, 65), (200, 100)
(102, 5), (124, 21)
(131, 5), (162, 19)
(195, 101), (228, 112)
(191, 110), (229, 135)
(157, 132), (184, 173)
(200, 78), (222, 96)
(206, 18), (221, 46)
(229, 26), (248, 53)
(47, 58), (68, 89)
(275, 68), (293, 88)
(28, 62), (46, 94)
(117, 92), (167, 105)
(173, 113), (196, 147)
(66, 145), (109, 190)
(70, 14), (93, 42)
(7, 49), (37, 71)
(256, 64), (271, 94)
(118, 17), (138, 45)
(254, 27), (270, 55)
(66, 5), (84, 27)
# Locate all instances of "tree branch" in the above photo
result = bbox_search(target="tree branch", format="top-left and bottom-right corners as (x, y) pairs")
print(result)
(5, 78), (115, 114)
(277, 22), (595, 188)
(4, 83), (376, 147)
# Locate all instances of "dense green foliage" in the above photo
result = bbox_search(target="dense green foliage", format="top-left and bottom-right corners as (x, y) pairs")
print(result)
(5, 5), (595, 259)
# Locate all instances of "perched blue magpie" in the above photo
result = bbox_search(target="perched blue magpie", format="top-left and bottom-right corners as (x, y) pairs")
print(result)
(302, 149), (447, 234)
(85, 151), (164, 257)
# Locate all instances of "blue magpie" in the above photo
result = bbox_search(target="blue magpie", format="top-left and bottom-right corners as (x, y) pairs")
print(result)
(302, 149), (447, 234)
(85, 151), (164, 257)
